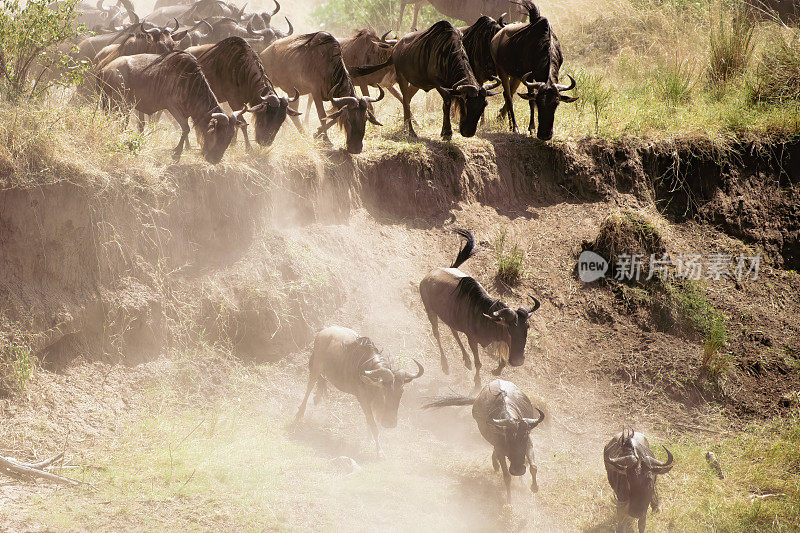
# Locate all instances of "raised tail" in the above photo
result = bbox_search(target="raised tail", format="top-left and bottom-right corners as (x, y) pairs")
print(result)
(450, 228), (476, 268)
(423, 395), (475, 409)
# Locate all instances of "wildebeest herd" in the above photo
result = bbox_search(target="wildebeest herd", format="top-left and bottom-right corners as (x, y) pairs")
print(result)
(53, 0), (580, 163)
(297, 229), (673, 532)
(54, 0), (673, 529)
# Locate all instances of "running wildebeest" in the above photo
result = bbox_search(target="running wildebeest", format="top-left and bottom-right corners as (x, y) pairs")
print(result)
(293, 326), (424, 457)
(419, 229), (540, 388)
(604, 428), (675, 533)
(186, 36), (299, 148)
(260, 32), (385, 154)
(361, 21), (500, 139)
(490, 0), (578, 139)
(98, 51), (241, 163)
(424, 379), (545, 502)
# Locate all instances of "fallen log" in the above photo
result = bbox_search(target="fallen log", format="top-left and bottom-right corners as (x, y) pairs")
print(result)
(0, 453), (78, 486)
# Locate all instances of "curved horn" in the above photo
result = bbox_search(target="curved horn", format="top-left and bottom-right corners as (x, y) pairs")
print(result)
(287, 87), (300, 102)
(498, 12), (507, 26)
(194, 18), (212, 36)
(269, 0), (280, 16)
(141, 22), (160, 36)
(607, 455), (637, 472)
(522, 408), (545, 429)
(482, 76), (501, 91)
(282, 16), (293, 36)
(555, 73), (576, 92)
(491, 417), (513, 428)
(168, 17), (179, 32)
(247, 17), (269, 36)
(526, 295), (540, 315)
(381, 30), (393, 42)
(363, 84), (384, 103)
(650, 446), (674, 474)
(521, 71), (546, 92)
(234, 106), (248, 119)
(405, 358), (424, 381)
(330, 95), (359, 109)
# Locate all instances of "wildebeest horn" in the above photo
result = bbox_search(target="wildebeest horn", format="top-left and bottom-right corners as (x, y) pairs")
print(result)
(380, 30), (394, 42)
(491, 417), (513, 428)
(555, 74), (576, 92)
(498, 12), (507, 26)
(247, 18), (269, 36)
(526, 295), (540, 316)
(649, 446), (674, 474)
(193, 19), (212, 36)
(269, 0), (280, 16)
(483, 76), (501, 91)
(403, 359), (424, 382)
(331, 95), (359, 109)
(363, 85), (384, 104)
(141, 22), (160, 36)
(521, 71), (546, 92)
(607, 454), (638, 472)
(282, 16), (293, 36)
(287, 88), (299, 102)
(210, 112), (228, 123)
(523, 408), (545, 429)
(168, 17), (179, 32)
(367, 111), (383, 127)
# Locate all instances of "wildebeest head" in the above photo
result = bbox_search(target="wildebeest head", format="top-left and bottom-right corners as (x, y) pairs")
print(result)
(140, 19), (190, 51)
(605, 428), (674, 517)
(318, 84), (385, 154)
(247, 87), (301, 146)
(519, 72), (578, 140)
(246, 15), (293, 50)
(357, 338), (424, 428)
(483, 295), (540, 367)
(254, 0), (280, 27)
(491, 408), (545, 476)
(443, 77), (501, 137)
(198, 109), (243, 164)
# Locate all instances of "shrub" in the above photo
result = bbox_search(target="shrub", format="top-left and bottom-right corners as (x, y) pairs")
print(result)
(655, 56), (695, 105)
(572, 69), (613, 135)
(707, 2), (755, 87)
(588, 209), (666, 281)
(0, 336), (35, 395)
(748, 31), (800, 104)
(493, 229), (525, 286)
(0, 0), (86, 100)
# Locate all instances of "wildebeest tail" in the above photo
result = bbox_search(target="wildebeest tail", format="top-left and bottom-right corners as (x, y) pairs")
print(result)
(513, 0), (541, 23)
(349, 57), (393, 78)
(422, 395), (475, 409)
(450, 228), (475, 268)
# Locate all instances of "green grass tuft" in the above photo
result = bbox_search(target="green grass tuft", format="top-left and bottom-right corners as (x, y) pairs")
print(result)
(493, 229), (526, 286)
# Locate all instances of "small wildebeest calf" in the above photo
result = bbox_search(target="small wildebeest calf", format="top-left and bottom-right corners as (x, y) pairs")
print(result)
(419, 229), (540, 388)
(424, 379), (545, 502)
(604, 428), (675, 533)
(294, 326), (424, 457)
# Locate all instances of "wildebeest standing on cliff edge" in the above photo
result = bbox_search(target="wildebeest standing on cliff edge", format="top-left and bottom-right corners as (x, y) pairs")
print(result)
(419, 229), (540, 388)
(360, 21), (501, 140)
(424, 379), (545, 502)
(293, 326), (424, 457)
(185, 36), (300, 148)
(604, 429), (675, 533)
(490, 0), (578, 138)
(98, 51), (241, 163)
(260, 32), (385, 154)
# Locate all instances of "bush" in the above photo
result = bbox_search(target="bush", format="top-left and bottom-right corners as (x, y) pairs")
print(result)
(588, 209), (667, 281)
(310, 0), (455, 35)
(707, 3), (755, 87)
(0, 0), (86, 100)
(493, 229), (525, 286)
(655, 56), (695, 105)
(748, 31), (800, 104)
(572, 69), (613, 135)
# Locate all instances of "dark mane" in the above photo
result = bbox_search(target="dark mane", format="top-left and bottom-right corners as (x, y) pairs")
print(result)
(195, 36), (274, 103)
(461, 15), (502, 82)
(506, 7), (556, 82)
(453, 276), (504, 316)
(417, 20), (477, 89)
(144, 51), (220, 121)
(303, 31), (354, 98)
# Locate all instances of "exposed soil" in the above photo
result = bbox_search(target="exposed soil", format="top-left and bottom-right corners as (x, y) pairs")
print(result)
(1, 132), (799, 530)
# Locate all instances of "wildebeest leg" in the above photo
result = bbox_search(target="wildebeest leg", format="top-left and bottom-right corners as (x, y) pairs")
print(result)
(491, 448), (501, 472)
(526, 440), (538, 493)
(293, 371), (318, 424)
(497, 450), (512, 503)
(170, 111), (190, 161)
(357, 394), (383, 458)
(637, 514), (646, 533)
(303, 95), (313, 127)
(467, 337), (482, 389)
(615, 503), (628, 533)
(396, 73), (418, 138)
(438, 89), (453, 140)
(492, 357), (506, 376)
(650, 482), (660, 512)
(448, 327), (472, 370)
(312, 93), (333, 147)
(427, 313), (449, 375)
(289, 97), (305, 134)
(500, 75), (519, 133)
(386, 84), (404, 105)
(136, 111), (145, 133)
(527, 97), (536, 136)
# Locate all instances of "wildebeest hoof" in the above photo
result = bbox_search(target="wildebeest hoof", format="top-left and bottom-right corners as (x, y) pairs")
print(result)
(441, 133), (452, 141)
(491, 366), (503, 376)
(531, 483), (538, 493)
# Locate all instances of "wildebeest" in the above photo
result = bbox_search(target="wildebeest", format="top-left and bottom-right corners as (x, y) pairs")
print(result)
(424, 379), (545, 502)
(147, 0), (245, 26)
(396, 0), (525, 30)
(459, 15), (504, 86)
(98, 51), (240, 163)
(490, 1), (578, 139)
(93, 21), (187, 68)
(186, 36), (299, 147)
(604, 429), (674, 533)
(364, 21), (500, 139)
(419, 229), (540, 388)
(293, 326), (424, 457)
(340, 29), (401, 103)
(260, 32), (385, 154)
